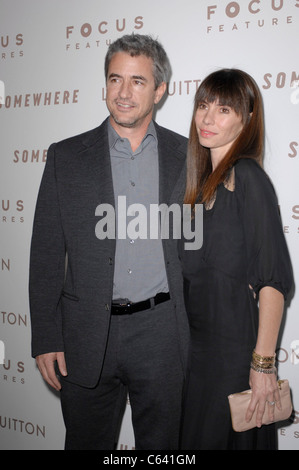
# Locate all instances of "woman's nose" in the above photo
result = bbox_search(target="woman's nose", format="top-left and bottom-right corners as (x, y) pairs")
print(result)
(203, 108), (215, 125)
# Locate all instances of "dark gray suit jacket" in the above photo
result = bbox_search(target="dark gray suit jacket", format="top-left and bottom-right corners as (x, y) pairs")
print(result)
(29, 118), (189, 388)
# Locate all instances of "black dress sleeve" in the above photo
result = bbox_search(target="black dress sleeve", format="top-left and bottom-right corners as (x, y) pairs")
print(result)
(235, 158), (293, 300)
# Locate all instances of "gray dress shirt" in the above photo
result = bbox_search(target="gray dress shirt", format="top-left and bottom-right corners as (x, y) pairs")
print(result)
(108, 120), (169, 303)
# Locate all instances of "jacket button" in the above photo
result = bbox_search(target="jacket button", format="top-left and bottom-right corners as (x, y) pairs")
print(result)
(105, 304), (110, 311)
(108, 258), (113, 265)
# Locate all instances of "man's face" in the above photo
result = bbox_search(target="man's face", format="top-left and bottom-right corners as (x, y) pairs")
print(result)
(106, 52), (166, 132)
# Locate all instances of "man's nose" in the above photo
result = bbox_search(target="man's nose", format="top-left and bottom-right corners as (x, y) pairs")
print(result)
(119, 80), (132, 99)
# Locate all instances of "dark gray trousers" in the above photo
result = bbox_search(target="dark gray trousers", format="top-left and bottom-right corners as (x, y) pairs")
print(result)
(60, 300), (185, 450)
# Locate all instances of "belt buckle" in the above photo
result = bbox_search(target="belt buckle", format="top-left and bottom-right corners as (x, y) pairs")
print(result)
(119, 299), (131, 307)
(120, 299), (133, 314)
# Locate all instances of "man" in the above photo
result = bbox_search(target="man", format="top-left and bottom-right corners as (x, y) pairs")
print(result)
(29, 34), (189, 450)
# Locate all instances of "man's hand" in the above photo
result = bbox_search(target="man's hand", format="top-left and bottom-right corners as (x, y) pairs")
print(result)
(36, 352), (67, 391)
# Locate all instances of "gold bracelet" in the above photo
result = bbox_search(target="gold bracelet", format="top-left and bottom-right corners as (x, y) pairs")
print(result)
(252, 350), (276, 364)
(251, 361), (275, 369)
(252, 351), (275, 366)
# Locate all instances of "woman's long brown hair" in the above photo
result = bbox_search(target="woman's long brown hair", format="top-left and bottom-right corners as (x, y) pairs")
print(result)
(184, 69), (265, 206)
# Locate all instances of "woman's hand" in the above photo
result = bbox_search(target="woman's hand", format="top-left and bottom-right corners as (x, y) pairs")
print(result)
(245, 368), (281, 427)
(246, 287), (284, 428)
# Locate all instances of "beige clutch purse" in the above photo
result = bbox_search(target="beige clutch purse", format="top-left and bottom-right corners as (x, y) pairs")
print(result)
(228, 379), (293, 432)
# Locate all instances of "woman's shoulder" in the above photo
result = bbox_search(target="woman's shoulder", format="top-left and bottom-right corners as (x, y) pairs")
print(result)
(234, 157), (263, 175)
(234, 158), (276, 198)
(234, 158), (271, 184)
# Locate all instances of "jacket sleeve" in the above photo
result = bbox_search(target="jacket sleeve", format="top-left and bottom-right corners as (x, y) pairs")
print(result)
(29, 143), (66, 357)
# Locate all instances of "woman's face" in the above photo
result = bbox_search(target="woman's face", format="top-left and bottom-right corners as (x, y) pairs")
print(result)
(195, 100), (244, 164)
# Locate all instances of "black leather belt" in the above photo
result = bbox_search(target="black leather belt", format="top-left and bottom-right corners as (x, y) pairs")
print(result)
(111, 292), (170, 315)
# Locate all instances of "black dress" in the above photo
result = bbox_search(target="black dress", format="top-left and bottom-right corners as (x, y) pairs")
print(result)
(179, 158), (293, 450)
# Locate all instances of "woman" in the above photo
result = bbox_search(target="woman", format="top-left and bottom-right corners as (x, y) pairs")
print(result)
(179, 69), (293, 450)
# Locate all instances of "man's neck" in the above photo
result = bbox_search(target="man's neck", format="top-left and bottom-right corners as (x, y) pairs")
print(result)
(109, 116), (153, 152)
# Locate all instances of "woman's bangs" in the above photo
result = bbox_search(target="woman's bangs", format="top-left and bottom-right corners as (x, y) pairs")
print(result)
(196, 72), (245, 114)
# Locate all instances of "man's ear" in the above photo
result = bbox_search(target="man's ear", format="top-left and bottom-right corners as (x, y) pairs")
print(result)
(154, 82), (167, 105)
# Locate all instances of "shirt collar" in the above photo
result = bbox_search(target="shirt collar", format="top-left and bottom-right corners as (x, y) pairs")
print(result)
(108, 119), (157, 150)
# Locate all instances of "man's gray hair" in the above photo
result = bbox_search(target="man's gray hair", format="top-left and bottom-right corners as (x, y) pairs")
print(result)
(105, 34), (172, 88)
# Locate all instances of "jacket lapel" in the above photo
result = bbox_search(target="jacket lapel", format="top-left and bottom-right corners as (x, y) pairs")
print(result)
(78, 118), (115, 208)
(155, 122), (186, 205)
(75, 119), (186, 212)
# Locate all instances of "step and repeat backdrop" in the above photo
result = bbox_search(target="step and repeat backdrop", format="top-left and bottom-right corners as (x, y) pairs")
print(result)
(0, 0), (298, 450)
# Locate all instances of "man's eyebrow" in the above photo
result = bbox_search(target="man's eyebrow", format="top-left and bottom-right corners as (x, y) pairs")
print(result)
(108, 73), (121, 79)
(132, 75), (147, 82)
(108, 73), (148, 82)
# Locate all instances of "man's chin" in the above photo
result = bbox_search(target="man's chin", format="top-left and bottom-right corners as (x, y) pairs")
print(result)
(115, 121), (136, 128)
(110, 115), (137, 129)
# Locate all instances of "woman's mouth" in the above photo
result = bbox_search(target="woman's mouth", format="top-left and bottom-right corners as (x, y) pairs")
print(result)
(200, 129), (217, 137)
